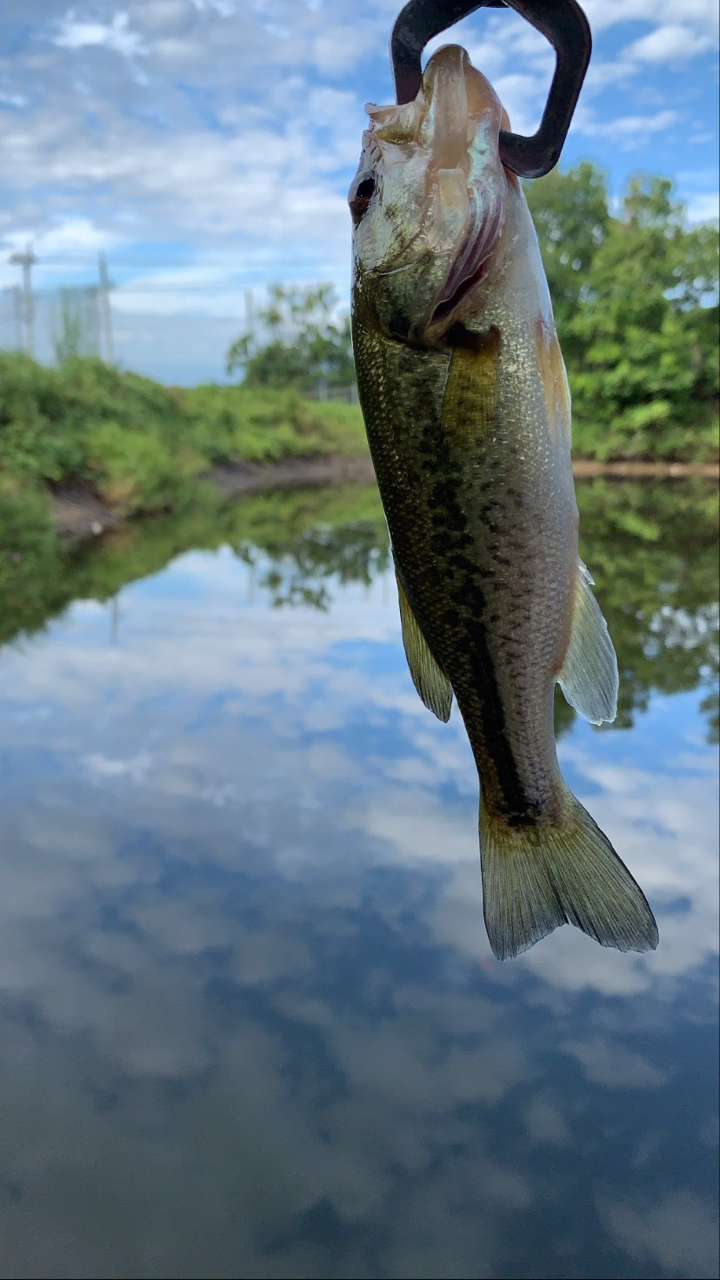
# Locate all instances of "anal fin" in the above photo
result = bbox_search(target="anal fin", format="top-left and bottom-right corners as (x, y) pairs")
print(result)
(396, 573), (452, 722)
(558, 559), (618, 725)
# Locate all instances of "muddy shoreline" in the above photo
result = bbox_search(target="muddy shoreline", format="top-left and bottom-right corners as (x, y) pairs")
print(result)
(50, 453), (719, 540)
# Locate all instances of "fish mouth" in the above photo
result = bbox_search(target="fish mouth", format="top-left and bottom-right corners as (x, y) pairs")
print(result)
(430, 196), (504, 327)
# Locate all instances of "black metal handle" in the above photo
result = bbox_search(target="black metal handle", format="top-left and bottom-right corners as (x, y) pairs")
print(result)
(391, 0), (591, 179)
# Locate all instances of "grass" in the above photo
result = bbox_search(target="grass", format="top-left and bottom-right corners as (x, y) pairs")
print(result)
(0, 353), (368, 519)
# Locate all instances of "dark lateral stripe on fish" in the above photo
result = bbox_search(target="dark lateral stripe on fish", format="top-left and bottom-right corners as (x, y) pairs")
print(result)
(355, 320), (543, 822)
(438, 329), (544, 820)
(412, 406), (539, 822)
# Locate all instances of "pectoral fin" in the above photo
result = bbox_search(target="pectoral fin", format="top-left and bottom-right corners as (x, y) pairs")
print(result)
(440, 326), (499, 450)
(396, 573), (453, 722)
(558, 560), (618, 725)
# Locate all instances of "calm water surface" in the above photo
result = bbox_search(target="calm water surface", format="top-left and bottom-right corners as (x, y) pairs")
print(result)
(0, 479), (718, 1279)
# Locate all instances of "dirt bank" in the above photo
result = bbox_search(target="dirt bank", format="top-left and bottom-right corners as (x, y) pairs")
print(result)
(571, 459), (720, 479)
(51, 455), (377, 538)
(50, 453), (719, 540)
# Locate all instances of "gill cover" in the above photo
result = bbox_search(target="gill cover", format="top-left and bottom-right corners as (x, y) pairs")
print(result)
(349, 45), (509, 342)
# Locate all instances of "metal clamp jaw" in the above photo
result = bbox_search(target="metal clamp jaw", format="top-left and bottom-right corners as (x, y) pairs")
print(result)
(391, 0), (591, 179)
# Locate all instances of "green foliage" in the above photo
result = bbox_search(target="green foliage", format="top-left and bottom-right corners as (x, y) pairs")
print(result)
(576, 478), (719, 741)
(526, 167), (719, 462)
(525, 161), (611, 365)
(227, 284), (355, 392)
(84, 420), (205, 515)
(0, 352), (72, 479)
(0, 353), (366, 518)
(182, 383), (366, 465)
(0, 473), (60, 642)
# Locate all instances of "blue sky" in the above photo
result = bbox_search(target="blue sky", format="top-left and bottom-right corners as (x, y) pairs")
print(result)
(0, 0), (718, 383)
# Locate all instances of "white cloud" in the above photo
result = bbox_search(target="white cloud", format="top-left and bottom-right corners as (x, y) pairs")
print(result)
(0, 0), (715, 381)
(600, 1191), (720, 1279)
(523, 1096), (571, 1146)
(584, 0), (719, 40)
(684, 191), (720, 224)
(560, 1037), (671, 1088)
(82, 750), (155, 783)
(572, 106), (681, 151)
(2, 216), (120, 260)
(578, 108), (678, 139)
(134, 1), (201, 34)
(625, 22), (714, 63)
(53, 10), (148, 57)
(310, 20), (380, 77)
(0, 508), (717, 1275)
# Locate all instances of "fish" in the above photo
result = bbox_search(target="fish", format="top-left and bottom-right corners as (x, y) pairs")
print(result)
(349, 44), (658, 960)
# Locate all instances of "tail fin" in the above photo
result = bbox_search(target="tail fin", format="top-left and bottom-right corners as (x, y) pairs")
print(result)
(480, 791), (658, 961)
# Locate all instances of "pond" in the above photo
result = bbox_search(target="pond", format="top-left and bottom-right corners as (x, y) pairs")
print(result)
(0, 478), (718, 1279)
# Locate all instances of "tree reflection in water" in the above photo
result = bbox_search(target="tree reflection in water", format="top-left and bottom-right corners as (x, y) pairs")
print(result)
(1, 477), (717, 739)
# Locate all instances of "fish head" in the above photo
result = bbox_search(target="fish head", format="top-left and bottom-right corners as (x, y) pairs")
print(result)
(350, 44), (510, 345)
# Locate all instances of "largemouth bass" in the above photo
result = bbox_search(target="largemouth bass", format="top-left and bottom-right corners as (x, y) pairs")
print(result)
(349, 44), (658, 960)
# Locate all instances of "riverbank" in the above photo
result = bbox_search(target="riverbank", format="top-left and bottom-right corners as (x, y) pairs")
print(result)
(571, 459), (720, 479)
(0, 353), (369, 533)
(1, 352), (717, 542)
(49, 453), (719, 539)
(51, 455), (378, 537)
(4, 474), (718, 748)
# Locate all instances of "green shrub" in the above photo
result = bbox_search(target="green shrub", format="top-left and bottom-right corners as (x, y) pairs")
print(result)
(84, 420), (206, 515)
(0, 354), (368, 519)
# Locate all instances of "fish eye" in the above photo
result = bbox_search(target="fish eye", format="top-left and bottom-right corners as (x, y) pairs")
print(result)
(349, 173), (376, 224)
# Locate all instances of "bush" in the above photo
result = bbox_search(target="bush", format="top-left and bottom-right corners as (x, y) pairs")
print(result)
(0, 354), (367, 518)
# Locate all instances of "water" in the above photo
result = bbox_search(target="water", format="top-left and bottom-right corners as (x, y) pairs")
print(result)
(0, 479), (717, 1280)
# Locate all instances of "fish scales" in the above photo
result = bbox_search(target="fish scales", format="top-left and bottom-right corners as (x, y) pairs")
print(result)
(349, 44), (658, 958)
(354, 314), (568, 817)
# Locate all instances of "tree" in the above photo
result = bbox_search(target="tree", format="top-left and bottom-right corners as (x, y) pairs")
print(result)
(527, 166), (719, 461)
(227, 284), (355, 393)
(524, 161), (610, 362)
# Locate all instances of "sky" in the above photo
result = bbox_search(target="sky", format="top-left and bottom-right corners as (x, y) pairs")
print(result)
(0, 0), (718, 384)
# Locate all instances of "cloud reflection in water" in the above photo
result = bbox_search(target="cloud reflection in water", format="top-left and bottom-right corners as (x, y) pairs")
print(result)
(0, 489), (717, 1279)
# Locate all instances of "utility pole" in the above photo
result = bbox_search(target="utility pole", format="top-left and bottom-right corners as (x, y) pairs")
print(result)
(86, 285), (100, 356)
(9, 244), (37, 358)
(98, 252), (114, 363)
(12, 286), (22, 350)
